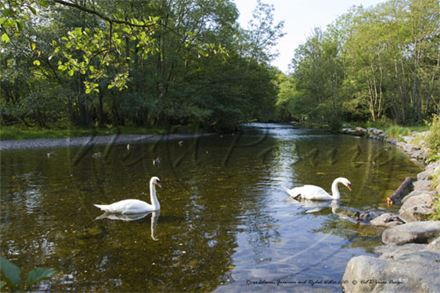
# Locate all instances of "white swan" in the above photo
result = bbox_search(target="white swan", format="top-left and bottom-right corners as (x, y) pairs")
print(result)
(94, 177), (161, 214)
(284, 177), (352, 201)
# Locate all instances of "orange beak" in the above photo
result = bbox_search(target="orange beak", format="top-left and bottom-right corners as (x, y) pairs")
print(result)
(347, 183), (352, 191)
(156, 182), (162, 188)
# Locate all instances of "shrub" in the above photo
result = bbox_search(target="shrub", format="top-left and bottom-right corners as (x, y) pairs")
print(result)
(427, 115), (440, 158)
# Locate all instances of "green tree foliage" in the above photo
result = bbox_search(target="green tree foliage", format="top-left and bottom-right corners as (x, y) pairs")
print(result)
(1, 0), (284, 130)
(282, 0), (439, 127)
(280, 28), (345, 128)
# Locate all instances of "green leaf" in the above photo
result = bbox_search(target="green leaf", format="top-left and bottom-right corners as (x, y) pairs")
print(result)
(1, 33), (10, 43)
(38, 0), (49, 7)
(16, 21), (23, 32)
(33, 60), (41, 66)
(25, 268), (55, 289)
(28, 6), (37, 15)
(0, 256), (21, 289)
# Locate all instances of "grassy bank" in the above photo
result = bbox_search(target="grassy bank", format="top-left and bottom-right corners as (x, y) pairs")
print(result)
(433, 169), (440, 221)
(0, 125), (167, 140)
(342, 120), (429, 138)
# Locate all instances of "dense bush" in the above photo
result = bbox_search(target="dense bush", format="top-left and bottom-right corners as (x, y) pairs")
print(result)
(427, 115), (440, 159)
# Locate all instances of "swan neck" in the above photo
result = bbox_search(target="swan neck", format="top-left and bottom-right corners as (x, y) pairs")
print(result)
(331, 179), (341, 199)
(149, 181), (160, 209)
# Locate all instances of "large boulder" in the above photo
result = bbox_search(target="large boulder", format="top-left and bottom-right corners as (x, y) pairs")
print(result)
(401, 190), (435, 204)
(412, 180), (433, 192)
(382, 221), (440, 245)
(342, 251), (440, 292)
(375, 243), (427, 260)
(427, 237), (440, 251)
(399, 193), (435, 222)
(427, 237), (440, 252)
(417, 170), (433, 181)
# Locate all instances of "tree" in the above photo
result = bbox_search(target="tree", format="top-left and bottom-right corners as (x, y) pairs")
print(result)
(1, 0), (284, 130)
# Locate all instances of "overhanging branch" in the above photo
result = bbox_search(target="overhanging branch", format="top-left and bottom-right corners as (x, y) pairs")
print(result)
(53, 0), (156, 28)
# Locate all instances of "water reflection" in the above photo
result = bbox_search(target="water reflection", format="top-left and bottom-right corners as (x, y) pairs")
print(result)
(289, 198), (340, 214)
(96, 211), (160, 241)
(0, 123), (420, 291)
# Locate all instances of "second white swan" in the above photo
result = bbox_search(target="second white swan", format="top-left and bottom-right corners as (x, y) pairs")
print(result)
(94, 176), (161, 214)
(284, 177), (352, 201)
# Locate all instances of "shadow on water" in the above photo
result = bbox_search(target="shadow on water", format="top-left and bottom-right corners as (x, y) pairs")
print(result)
(0, 123), (420, 291)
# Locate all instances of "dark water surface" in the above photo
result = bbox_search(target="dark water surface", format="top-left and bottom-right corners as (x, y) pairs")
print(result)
(0, 123), (420, 291)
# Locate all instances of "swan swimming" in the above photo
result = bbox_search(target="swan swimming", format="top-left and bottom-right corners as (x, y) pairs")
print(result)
(94, 177), (161, 214)
(284, 177), (352, 201)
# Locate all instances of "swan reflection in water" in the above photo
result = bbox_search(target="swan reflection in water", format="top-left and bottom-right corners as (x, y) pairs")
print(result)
(96, 211), (160, 241)
(288, 197), (340, 214)
(290, 197), (364, 223)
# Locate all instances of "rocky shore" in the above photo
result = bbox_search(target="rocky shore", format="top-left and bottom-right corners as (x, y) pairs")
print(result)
(339, 127), (440, 292)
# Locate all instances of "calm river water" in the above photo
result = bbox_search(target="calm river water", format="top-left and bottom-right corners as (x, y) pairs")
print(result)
(0, 123), (420, 291)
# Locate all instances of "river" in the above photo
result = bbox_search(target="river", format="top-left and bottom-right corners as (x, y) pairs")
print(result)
(0, 123), (420, 291)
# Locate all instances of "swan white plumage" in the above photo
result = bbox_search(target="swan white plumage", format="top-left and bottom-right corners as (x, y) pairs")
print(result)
(94, 177), (161, 214)
(283, 177), (352, 201)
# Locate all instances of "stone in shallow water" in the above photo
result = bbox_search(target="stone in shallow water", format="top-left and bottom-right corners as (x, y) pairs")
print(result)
(370, 213), (405, 227)
(355, 127), (367, 136)
(382, 221), (440, 245)
(342, 251), (440, 293)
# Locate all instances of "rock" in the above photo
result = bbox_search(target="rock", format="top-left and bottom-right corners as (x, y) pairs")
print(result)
(426, 161), (440, 171)
(412, 180), (433, 191)
(355, 127), (367, 136)
(382, 221), (440, 245)
(428, 237), (440, 252)
(399, 193), (435, 222)
(375, 243), (427, 259)
(378, 133), (386, 140)
(371, 213), (405, 227)
(367, 127), (384, 136)
(342, 251), (440, 292)
(401, 190), (435, 203)
(387, 139), (397, 145)
(401, 135), (415, 144)
(411, 149), (428, 161)
(404, 145), (417, 155)
(417, 170), (433, 181)
(353, 211), (374, 223)
(341, 128), (359, 136)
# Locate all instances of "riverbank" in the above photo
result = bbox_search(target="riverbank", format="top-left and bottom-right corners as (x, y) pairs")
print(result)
(0, 125), (169, 141)
(340, 126), (440, 292)
(0, 133), (211, 151)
